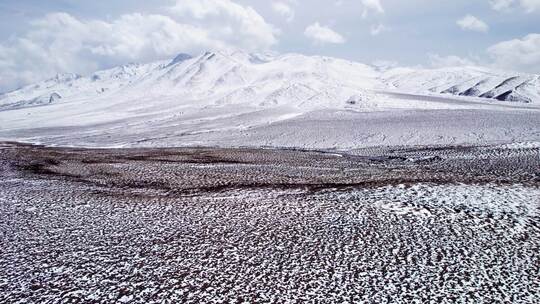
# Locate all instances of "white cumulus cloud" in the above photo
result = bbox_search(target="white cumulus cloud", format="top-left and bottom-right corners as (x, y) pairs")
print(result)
(272, 2), (295, 22)
(428, 33), (540, 73)
(169, 0), (279, 49)
(361, 0), (384, 18)
(490, 0), (540, 12)
(488, 33), (540, 72)
(370, 23), (388, 36)
(490, 0), (515, 10)
(0, 0), (279, 92)
(520, 0), (540, 11)
(457, 15), (489, 32)
(304, 22), (346, 44)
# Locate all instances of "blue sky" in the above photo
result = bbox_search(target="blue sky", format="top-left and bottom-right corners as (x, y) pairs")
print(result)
(0, 0), (539, 91)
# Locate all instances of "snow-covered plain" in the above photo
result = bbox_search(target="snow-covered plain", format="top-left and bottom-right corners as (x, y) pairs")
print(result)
(0, 49), (539, 148)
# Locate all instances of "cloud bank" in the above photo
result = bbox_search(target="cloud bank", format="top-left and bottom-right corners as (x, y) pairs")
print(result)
(490, 0), (540, 12)
(304, 22), (346, 44)
(488, 33), (540, 73)
(457, 15), (489, 32)
(0, 0), (278, 91)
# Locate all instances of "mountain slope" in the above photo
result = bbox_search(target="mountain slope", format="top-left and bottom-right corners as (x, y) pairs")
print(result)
(1, 50), (539, 112)
(0, 50), (539, 148)
(381, 66), (540, 103)
(0, 50), (381, 112)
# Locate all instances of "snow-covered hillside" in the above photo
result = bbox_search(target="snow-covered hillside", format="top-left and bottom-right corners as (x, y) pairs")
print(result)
(0, 50), (380, 111)
(1, 50), (539, 110)
(381, 66), (540, 103)
(0, 50), (539, 148)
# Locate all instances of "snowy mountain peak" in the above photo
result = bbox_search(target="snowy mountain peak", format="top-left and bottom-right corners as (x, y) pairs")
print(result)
(166, 53), (193, 67)
(52, 73), (82, 82)
(1, 50), (539, 113)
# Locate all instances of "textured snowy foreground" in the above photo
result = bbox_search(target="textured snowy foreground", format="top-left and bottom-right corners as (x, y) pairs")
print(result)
(1, 142), (539, 303)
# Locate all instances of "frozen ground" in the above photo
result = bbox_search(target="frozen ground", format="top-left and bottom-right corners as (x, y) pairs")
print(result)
(1, 142), (539, 303)
(1, 101), (539, 149)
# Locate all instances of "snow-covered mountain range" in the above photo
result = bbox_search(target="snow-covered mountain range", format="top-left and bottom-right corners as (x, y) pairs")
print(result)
(0, 49), (539, 148)
(0, 50), (377, 111)
(1, 49), (538, 111)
